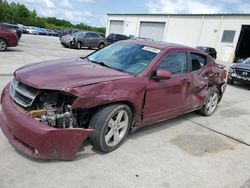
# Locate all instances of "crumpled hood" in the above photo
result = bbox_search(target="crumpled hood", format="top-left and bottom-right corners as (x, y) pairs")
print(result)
(14, 58), (132, 90)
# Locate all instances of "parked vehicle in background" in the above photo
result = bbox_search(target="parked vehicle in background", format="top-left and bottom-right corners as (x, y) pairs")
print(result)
(0, 40), (227, 160)
(58, 29), (79, 38)
(0, 23), (22, 40)
(35, 28), (48, 36)
(228, 57), (250, 85)
(106, 33), (129, 45)
(60, 31), (105, 49)
(25, 26), (38, 35)
(46, 29), (58, 37)
(132, 37), (153, 41)
(17, 24), (29, 34)
(0, 26), (18, 51)
(196, 46), (217, 59)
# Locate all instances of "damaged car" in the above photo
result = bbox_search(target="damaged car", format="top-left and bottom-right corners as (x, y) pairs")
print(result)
(0, 40), (228, 160)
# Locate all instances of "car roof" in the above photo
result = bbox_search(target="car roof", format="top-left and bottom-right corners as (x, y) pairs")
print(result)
(120, 39), (195, 51)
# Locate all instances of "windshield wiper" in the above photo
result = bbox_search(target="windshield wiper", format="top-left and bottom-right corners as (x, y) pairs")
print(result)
(88, 58), (112, 68)
(86, 58), (128, 73)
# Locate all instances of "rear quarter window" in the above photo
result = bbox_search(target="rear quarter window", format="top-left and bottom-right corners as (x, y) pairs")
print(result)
(190, 52), (207, 71)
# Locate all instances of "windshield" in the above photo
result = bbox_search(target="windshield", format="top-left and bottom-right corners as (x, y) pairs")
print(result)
(87, 42), (160, 74)
(243, 58), (250, 64)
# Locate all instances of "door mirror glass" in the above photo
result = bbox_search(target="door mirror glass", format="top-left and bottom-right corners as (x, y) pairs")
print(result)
(156, 70), (172, 80)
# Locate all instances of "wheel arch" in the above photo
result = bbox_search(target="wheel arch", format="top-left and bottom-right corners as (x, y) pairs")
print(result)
(0, 37), (8, 47)
(98, 42), (105, 46)
(76, 100), (137, 129)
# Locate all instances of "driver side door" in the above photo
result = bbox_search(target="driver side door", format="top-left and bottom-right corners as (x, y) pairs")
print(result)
(143, 51), (191, 125)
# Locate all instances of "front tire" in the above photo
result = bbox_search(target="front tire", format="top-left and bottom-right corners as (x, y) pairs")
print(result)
(0, 38), (7, 51)
(89, 104), (132, 152)
(76, 41), (82, 49)
(198, 86), (220, 116)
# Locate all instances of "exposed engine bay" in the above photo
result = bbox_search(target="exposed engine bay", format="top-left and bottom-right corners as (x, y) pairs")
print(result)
(32, 92), (76, 128)
(10, 79), (91, 129)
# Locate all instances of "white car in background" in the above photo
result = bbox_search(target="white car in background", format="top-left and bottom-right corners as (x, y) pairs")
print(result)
(26, 26), (38, 35)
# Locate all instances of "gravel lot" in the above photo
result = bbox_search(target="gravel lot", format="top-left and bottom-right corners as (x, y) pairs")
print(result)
(0, 35), (250, 188)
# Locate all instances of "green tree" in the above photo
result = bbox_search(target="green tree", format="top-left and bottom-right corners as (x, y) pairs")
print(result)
(0, 0), (106, 34)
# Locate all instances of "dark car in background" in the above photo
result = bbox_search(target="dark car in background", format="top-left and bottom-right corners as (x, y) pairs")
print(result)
(228, 57), (250, 85)
(60, 31), (105, 49)
(197, 46), (217, 59)
(0, 23), (22, 40)
(59, 29), (79, 38)
(47, 29), (58, 37)
(0, 26), (18, 51)
(106, 33), (130, 45)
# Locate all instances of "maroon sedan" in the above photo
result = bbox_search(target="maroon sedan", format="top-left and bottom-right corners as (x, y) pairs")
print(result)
(0, 26), (18, 51)
(0, 40), (227, 160)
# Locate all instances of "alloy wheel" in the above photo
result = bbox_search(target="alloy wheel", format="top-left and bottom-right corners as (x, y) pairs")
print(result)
(0, 39), (7, 51)
(105, 110), (129, 147)
(206, 92), (219, 114)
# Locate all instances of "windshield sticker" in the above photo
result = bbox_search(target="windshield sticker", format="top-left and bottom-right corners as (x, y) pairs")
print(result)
(142, 46), (161, 54)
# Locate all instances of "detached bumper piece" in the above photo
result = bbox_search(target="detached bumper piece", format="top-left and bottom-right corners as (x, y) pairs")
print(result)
(0, 87), (94, 160)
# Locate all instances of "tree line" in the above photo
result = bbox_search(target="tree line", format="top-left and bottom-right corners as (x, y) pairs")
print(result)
(0, 0), (106, 34)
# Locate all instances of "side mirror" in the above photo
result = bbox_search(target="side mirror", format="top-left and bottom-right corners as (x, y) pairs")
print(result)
(154, 70), (172, 80)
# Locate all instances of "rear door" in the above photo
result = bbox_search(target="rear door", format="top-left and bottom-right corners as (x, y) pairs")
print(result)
(143, 51), (191, 124)
(188, 52), (212, 108)
(84, 33), (92, 47)
(91, 33), (100, 47)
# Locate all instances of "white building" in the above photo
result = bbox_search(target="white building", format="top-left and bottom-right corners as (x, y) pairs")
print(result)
(106, 14), (250, 63)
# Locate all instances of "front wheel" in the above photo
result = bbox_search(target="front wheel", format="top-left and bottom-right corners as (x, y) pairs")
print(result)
(198, 86), (220, 116)
(89, 104), (132, 152)
(76, 41), (82, 49)
(0, 38), (7, 51)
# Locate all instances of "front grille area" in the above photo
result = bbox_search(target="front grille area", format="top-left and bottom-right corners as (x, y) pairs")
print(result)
(235, 69), (250, 78)
(10, 79), (39, 108)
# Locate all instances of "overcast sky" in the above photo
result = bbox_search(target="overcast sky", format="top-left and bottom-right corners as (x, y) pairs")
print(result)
(7, 0), (250, 27)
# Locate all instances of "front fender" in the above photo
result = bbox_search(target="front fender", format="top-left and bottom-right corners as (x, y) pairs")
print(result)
(71, 88), (140, 110)
(66, 78), (148, 124)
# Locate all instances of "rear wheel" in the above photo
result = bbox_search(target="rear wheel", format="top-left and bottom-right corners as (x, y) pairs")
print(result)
(198, 86), (219, 116)
(228, 77), (234, 85)
(0, 38), (7, 51)
(98, 43), (105, 49)
(89, 104), (132, 152)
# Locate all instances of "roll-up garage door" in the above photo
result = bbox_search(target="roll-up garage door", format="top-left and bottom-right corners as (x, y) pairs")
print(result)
(109, 20), (124, 34)
(139, 22), (165, 41)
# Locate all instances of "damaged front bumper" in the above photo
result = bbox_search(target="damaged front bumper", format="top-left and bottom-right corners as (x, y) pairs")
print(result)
(0, 86), (94, 160)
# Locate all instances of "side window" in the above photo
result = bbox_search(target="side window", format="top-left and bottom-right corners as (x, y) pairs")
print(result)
(191, 53), (207, 71)
(92, 33), (99, 38)
(85, 33), (92, 38)
(158, 52), (188, 75)
(117, 35), (122, 40)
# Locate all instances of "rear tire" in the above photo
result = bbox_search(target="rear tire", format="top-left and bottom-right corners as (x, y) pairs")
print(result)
(98, 43), (105, 49)
(89, 104), (132, 153)
(228, 78), (234, 85)
(0, 38), (7, 51)
(198, 86), (220, 116)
